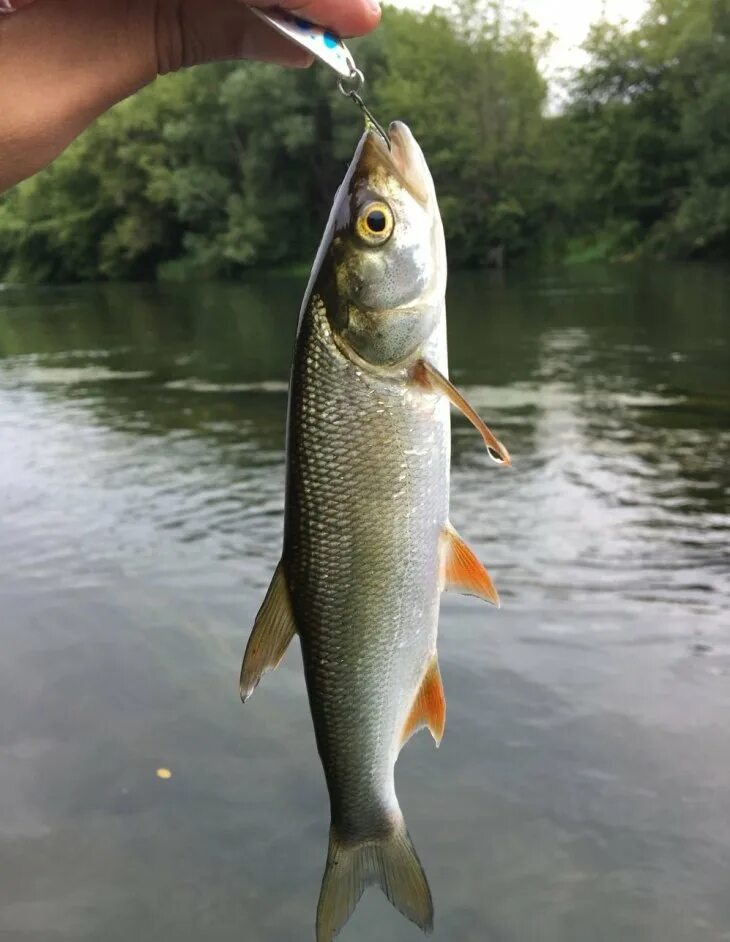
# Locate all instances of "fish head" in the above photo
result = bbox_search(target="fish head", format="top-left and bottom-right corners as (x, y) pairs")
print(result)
(320, 121), (446, 369)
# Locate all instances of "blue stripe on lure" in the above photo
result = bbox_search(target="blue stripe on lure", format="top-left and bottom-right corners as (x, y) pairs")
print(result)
(249, 8), (356, 78)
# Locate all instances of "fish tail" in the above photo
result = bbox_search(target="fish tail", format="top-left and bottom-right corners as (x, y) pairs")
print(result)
(316, 819), (433, 942)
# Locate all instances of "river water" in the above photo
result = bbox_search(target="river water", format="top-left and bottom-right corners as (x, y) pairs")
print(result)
(1, 264), (728, 942)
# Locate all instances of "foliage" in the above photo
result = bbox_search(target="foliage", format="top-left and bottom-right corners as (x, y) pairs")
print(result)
(0, 0), (727, 282)
(561, 0), (730, 259)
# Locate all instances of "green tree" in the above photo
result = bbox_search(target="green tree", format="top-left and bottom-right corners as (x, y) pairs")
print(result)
(0, 0), (726, 282)
(370, 2), (550, 264)
(563, 0), (729, 259)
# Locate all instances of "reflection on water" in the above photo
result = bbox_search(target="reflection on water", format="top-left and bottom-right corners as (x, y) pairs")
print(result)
(1, 265), (729, 942)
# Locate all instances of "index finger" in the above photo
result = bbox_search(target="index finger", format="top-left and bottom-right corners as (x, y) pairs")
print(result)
(245, 0), (380, 38)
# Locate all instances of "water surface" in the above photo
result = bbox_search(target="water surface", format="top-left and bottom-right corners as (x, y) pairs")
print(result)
(1, 265), (729, 942)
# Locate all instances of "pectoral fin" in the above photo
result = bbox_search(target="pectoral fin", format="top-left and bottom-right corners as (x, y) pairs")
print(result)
(239, 561), (296, 702)
(412, 358), (511, 466)
(441, 524), (500, 607)
(401, 656), (446, 748)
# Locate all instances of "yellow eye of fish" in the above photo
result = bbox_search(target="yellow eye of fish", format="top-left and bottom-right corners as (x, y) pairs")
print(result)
(356, 202), (394, 245)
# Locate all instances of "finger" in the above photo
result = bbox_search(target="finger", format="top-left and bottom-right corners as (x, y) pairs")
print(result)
(246, 0), (381, 38)
(0, 0), (37, 12)
(237, 10), (314, 67)
(155, 2), (314, 73)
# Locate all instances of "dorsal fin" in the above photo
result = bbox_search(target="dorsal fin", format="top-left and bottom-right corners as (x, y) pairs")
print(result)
(400, 656), (445, 748)
(239, 561), (297, 702)
(442, 524), (500, 607)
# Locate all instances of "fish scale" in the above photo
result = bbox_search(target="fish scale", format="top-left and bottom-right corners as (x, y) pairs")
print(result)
(286, 296), (449, 840)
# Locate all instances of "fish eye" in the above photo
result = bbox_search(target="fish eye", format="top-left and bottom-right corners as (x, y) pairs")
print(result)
(356, 201), (394, 245)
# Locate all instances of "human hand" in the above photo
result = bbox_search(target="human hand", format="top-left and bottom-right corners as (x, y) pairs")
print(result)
(0, 0), (381, 192)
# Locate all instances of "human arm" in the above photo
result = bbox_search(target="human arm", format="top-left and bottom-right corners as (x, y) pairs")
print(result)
(0, 0), (380, 192)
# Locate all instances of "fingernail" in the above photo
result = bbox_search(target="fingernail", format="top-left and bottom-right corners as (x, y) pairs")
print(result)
(366, 0), (381, 13)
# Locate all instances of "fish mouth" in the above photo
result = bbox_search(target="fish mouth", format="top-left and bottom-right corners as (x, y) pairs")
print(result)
(388, 122), (431, 205)
(359, 121), (431, 207)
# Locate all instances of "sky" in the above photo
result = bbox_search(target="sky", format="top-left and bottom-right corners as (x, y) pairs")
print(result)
(520, 0), (648, 76)
(392, 0), (650, 89)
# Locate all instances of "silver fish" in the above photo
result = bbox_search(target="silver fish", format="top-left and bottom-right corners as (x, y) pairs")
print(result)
(240, 121), (510, 941)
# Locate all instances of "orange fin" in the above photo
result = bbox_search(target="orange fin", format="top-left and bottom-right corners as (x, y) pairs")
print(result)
(239, 561), (296, 702)
(412, 358), (511, 466)
(442, 524), (500, 607)
(401, 657), (446, 748)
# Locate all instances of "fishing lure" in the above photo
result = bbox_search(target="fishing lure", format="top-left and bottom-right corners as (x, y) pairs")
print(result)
(250, 7), (390, 147)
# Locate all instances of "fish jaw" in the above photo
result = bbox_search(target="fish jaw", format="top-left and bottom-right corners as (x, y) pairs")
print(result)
(353, 122), (434, 210)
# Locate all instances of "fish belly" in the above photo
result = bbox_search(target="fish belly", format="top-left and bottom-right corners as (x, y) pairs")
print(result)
(284, 297), (449, 841)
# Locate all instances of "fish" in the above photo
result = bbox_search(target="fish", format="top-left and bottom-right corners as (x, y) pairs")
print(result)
(239, 121), (510, 941)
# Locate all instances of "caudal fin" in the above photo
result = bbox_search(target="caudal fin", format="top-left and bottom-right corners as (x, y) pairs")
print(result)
(316, 820), (433, 942)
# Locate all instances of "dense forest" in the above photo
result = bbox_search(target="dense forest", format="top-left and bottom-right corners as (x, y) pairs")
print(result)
(0, 0), (727, 282)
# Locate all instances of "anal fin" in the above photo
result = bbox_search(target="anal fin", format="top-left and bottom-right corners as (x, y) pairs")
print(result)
(442, 524), (500, 607)
(401, 656), (446, 748)
(239, 560), (296, 702)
